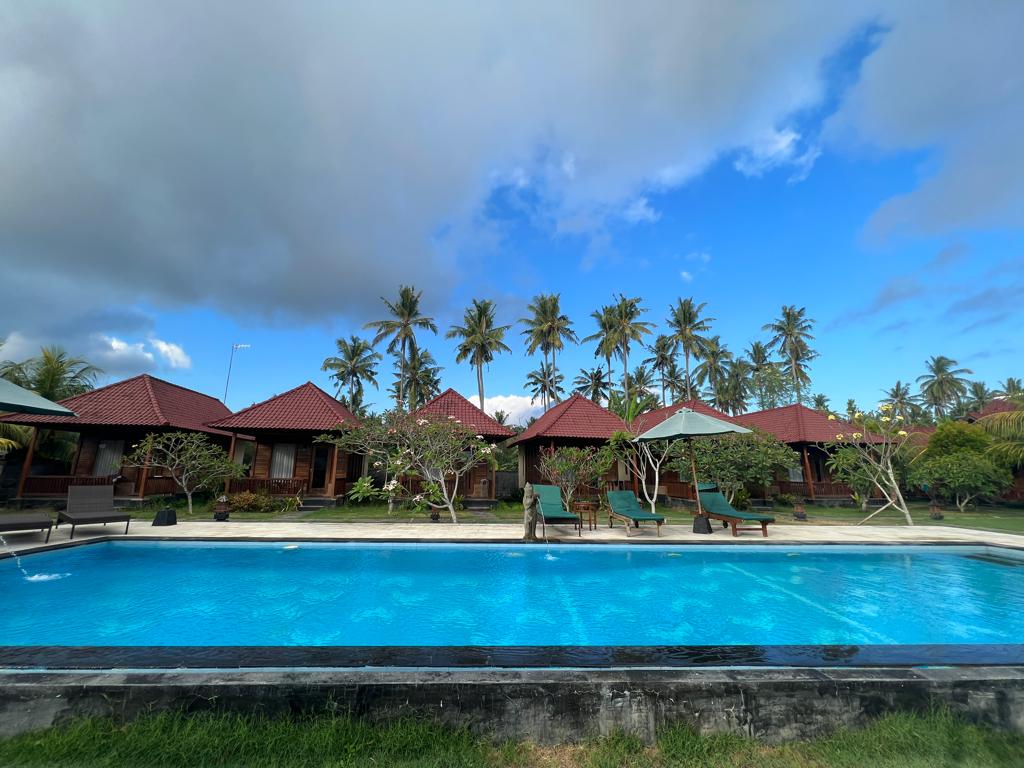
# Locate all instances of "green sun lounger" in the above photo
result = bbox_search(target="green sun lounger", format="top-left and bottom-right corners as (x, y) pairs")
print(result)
(532, 484), (581, 537)
(696, 485), (775, 537)
(606, 490), (665, 537)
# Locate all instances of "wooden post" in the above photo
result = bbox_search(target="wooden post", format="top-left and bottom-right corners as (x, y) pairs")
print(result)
(802, 445), (816, 501)
(327, 444), (340, 498)
(16, 428), (38, 499)
(137, 452), (151, 499)
(689, 439), (704, 516)
(490, 461), (496, 501)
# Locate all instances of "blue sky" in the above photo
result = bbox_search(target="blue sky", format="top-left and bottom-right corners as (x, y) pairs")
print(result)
(2, 3), (1022, 423)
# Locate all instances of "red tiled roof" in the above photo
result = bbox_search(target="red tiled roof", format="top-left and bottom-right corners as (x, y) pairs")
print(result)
(209, 381), (359, 432)
(732, 403), (858, 444)
(509, 393), (625, 446)
(631, 399), (739, 434)
(412, 389), (515, 440)
(0, 374), (230, 434)
(968, 399), (1020, 421)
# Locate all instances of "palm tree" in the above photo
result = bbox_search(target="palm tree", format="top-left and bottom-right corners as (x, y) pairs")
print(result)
(364, 285), (437, 410)
(610, 294), (654, 403)
(643, 334), (678, 406)
(520, 294), (577, 403)
(719, 360), (751, 415)
(666, 298), (713, 400)
(978, 406), (1024, 467)
(661, 359), (688, 404)
(693, 335), (732, 406)
(493, 410), (510, 426)
(998, 378), (1023, 398)
(845, 399), (859, 422)
(446, 299), (511, 410)
(916, 355), (972, 419)
(573, 367), (611, 403)
(812, 394), (830, 412)
(763, 305), (816, 404)
(883, 381), (916, 422)
(583, 304), (619, 391)
(0, 345), (102, 401)
(966, 381), (994, 414)
(525, 362), (564, 410)
(321, 335), (381, 405)
(392, 346), (442, 410)
(627, 364), (657, 399)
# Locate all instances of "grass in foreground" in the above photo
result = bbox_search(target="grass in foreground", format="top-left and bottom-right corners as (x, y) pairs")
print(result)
(1, 710), (1022, 768)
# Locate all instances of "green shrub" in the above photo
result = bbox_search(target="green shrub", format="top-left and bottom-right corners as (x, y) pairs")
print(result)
(773, 492), (795, 507)
(227, 491), (277, 514)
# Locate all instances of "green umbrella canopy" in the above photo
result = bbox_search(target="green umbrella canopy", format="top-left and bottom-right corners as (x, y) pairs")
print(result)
(634, 408), (750, 441)
(0, 377), (76, 416)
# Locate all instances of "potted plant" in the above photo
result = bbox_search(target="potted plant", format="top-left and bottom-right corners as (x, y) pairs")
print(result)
(929, 502), (944, 521)
(793, 501), (807, 521)
(213, 495), (230, 521)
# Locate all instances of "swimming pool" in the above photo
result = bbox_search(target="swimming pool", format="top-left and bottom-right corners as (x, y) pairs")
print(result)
(3, 541), (1023, 666)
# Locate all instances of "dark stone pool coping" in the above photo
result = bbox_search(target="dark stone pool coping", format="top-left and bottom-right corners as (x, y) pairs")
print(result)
(2, 643), (1023, 670)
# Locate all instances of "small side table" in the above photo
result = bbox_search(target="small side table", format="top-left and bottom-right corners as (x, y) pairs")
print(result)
(572, 501), (598, 531)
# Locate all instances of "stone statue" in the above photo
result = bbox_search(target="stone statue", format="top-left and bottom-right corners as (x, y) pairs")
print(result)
(522, 482), (540, 542)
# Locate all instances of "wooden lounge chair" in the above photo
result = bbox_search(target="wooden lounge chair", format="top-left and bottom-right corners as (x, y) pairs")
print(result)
(532, 484), (581, 537)
(56, 485), (131, 540)
(606, 490), (665, 537)
(695, 484), (774, 537)
(0, 510), (53, 543)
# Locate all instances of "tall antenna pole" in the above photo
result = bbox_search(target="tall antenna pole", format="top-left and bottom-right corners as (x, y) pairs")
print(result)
(223, 343), (250, 404)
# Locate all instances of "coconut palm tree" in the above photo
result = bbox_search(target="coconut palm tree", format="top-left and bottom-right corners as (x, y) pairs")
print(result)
(661, 359), (688, 404)
(693, 336), (732, 406)
(978, 405), (1024, 467)
(883, 380), (916, 422)
(643, 334), (678, 406)
(364, 285), (437, 410)
(998, 377), (1023, 398)
(321, 335), (381, 405)
(627, 364), (657, 399)
(392, 346), (442, 410)
(583, 304), (619, 388)
(525, 362), (564, 410)
(446, 299), (511, 410)
(845, 399), (859, 422)
(812, 394), (830, 412)
(520, 294), (577, 403)
(493, 410), (510, 426)
(666, 298), (713, 400)
(916, 355), (972, 420)
(610, 294), (654, 403)
(719, 360), (751, 415)
(573, 366), (611, 403)
(965, 381), (995, 415)
(0, 345), (102, 401)
(763, 305), (816, 404)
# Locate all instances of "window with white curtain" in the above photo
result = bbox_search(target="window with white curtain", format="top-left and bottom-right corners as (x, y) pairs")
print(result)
(269, 443), (296, 479)
(787, 466), (804, 482)
(93, 440), (124, 477)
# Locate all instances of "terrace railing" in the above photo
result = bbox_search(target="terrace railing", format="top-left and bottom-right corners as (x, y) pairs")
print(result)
(22, 475), (114, 497)
(227, 477), (307, 496)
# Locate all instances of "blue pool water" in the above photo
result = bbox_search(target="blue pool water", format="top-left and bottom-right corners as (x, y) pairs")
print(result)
(3, 542), (1024, 647)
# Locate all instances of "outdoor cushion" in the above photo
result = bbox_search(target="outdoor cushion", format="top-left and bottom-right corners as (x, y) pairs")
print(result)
(698, 490), (775, 522)
(532, 484), (579, 521)
(606, 490), (665, 521)
(0, 511), (53, 542)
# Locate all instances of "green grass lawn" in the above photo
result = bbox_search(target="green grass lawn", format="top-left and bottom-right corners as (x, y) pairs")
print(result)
(0, 710), (1020, 767)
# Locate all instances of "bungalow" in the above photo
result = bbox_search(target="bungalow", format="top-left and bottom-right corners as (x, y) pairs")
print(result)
(410, 389), (515, 505)
(208, 381), (363, 499)
(508, 393), (626, 489)
(1, 374), (231, 500)
(732, 403), (860, 502)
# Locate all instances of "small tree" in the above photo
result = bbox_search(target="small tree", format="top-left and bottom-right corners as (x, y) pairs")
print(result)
(318, 415), (403, 513)
(609, 431), (680, 513)
(826, 446), (876, 512)
(675, 432), (798, 504)
(125, 431), (243, 515)
(536, 446), (614, 509)
(828, 404), (915, 525)
(910, 452), (1012, 512)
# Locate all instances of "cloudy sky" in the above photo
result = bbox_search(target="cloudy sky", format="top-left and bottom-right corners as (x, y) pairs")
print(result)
(1, 1), (1022, 423)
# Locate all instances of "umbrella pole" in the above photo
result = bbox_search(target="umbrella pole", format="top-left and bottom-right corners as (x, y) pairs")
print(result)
(689, 440), (704, 516)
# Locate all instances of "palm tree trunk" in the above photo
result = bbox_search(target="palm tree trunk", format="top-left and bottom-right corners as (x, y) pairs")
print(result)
(398, 338), (407, 410)
(622, 349), (629, 405)
(476, 363), (485, 411)
(551, 348), (558, 403)
(661, 372), (666, 407)
(791, 351), (800, 404)
(684, 349), (692, 401)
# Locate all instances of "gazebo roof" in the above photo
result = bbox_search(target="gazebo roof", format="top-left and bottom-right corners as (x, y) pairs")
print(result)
(412, 389), (515, 440)
(209, 381), (360, 432)
(509, 393), (625, 446)
(631, 399), (738, 434)
(0, 374), (230, 434)
(732, 403), (856, 444)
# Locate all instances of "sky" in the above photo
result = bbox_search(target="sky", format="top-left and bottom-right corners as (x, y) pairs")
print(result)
(1, 2), (1022, 425)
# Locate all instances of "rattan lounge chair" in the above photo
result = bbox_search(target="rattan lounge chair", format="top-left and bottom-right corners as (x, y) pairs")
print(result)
(0, 510), (53, 542)
(532, 484), (581, 537)
(606, 490), (664, 536)
(56, 485), (131, 539)
(695, 484), (774, 537)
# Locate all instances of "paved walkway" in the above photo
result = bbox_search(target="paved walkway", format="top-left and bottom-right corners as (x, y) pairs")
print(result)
(3, 520), (1024, 555)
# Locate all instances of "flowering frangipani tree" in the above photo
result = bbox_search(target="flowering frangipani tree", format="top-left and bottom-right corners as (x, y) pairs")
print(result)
(826, 404), (915, 525)
(392, 414), (495, 523)
(317, 414), (405, 513)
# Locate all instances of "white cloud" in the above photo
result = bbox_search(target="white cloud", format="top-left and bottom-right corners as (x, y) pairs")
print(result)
(91, 335), (155, 374)
(622, 196), (660, 224)
(150, 338), (192, 369)
(680, 270), (694, 283)
(685, 251), (712, 264)
(733, 127), (820, 182)
(473, 393), (544, 427)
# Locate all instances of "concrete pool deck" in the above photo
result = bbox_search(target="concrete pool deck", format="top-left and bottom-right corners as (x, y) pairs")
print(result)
(3, 519), (1024, 555)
